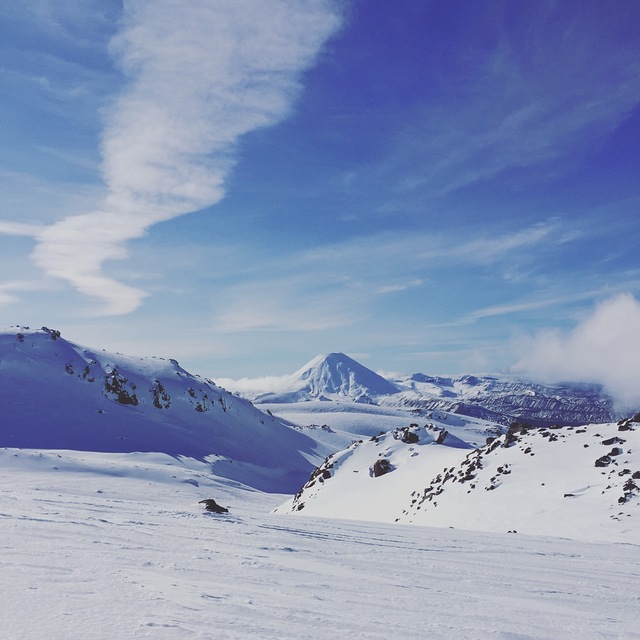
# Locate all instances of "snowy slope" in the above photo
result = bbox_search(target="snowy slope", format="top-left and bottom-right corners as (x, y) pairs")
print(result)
(1, 448), (638, 640)
(277, 417), (640, 543)
(0, 327), (319, 492)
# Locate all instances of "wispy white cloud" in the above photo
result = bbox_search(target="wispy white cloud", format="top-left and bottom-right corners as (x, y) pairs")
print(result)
(513, 294), (640, 408)
(2, 0), (341, 314)
(0, 221), (44, 237)
(462, 290), (602, 325)
(213, 274), (366, 333)
(0, 285), (21, 306)
(211, 221), (564, 333)
(376, 279), (424, 295)
(301, 221), (559, 272)
(0, 279), (53, 307)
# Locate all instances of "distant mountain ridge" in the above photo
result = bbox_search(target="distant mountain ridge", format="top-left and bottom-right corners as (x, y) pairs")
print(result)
(380, 373), (614, 427)
(241, 352), (616, 427)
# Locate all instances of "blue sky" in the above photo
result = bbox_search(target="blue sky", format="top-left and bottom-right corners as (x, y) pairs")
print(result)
(1, 0), (640, 393)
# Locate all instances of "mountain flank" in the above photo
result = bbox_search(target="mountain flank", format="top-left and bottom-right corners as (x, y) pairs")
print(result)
(276, 417), (640, 542)
(0, 326), (317, 492)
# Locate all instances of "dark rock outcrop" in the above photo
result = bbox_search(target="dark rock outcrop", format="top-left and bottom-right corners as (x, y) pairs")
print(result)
(372, 458), (392, 477)
(199, 498), (229, 514)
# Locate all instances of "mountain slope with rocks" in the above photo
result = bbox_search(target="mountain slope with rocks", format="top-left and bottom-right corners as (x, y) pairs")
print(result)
(0, 326), (319, 492)
(277, 417), (640, 542)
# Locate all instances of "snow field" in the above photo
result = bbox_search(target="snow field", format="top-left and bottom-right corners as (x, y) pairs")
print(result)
(1, 449), (639, 640)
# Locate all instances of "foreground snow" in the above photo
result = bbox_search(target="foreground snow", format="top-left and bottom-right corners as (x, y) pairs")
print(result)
(1, 449), (639, 640)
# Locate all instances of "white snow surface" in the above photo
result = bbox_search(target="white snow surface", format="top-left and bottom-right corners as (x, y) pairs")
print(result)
(260, 399), (500, 449)
(2, 448), (639, 640)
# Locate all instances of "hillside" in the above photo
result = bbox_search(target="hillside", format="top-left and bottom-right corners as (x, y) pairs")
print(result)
(276, 417), (640, 543)
(0, 326), (319, 492)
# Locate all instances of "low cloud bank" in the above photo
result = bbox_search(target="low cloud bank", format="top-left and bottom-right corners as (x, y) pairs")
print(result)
(513, 294), (640, 409)
(215, 375), (293, 397)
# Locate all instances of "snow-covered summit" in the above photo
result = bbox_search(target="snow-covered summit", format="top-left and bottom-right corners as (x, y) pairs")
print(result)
(254, 352), (399, 403)
(293, 352), (399, 398)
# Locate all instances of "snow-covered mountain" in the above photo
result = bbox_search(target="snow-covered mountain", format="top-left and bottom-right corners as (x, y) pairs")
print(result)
(237, 352), (616, 427)
(4, 328), (637, 542)
(276, 417), (640, 542)
(381, 373), (615, 427)
(0, 326), (318, 492)
(3, 329), (639, 637)
(254, 352), (399, 403)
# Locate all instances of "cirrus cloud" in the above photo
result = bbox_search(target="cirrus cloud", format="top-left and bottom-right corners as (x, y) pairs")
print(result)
(2, 0), (342, 314)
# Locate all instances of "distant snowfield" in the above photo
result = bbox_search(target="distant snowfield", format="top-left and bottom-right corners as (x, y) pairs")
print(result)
(1, 449), (639, 640)
(260, 400), (497, 448)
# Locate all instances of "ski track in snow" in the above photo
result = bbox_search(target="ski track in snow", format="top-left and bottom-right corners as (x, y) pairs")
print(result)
(1, 450), (639, 640)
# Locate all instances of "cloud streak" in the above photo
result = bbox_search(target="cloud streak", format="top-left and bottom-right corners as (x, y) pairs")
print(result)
(513, 294), (640, 408)
(5, 0), (341, 314)
(211, 221), (565, 333)
(393, 1), (640, 197)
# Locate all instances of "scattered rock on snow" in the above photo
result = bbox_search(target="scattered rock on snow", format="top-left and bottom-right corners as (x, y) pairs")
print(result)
(371, 458), (392, 477)
(199, 498), (229, 514)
